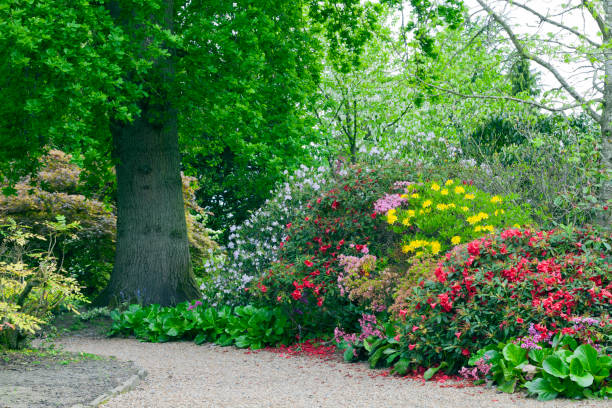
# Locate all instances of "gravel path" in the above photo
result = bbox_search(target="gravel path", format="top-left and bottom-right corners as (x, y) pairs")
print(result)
(57, 337), (611, 408)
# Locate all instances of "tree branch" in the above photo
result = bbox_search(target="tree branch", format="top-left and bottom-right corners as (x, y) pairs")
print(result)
(510, 1), (600, 47)
(476, 0), (601, 122)
(412, 73), (601, 114)
(581, 0), (607, 39)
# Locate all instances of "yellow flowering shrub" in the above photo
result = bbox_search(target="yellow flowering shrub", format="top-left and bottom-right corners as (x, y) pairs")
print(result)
(379, 180), (532, 256)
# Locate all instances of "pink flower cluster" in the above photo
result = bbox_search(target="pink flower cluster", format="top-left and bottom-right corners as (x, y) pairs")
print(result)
(373, 193), (407, 214)
(459, 355), (492, 380)
(358, 313), (384, 341)
(513, 323), (552, 350)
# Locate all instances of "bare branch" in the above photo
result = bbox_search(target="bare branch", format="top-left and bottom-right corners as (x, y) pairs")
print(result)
(476, 0), (601, 121)
(411, 72), (601, 114)
(510, 1), (600, 47)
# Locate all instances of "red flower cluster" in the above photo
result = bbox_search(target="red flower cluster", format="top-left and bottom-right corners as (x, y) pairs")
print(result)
(431, 227), (611, 320)
(398, 226), (611, 371)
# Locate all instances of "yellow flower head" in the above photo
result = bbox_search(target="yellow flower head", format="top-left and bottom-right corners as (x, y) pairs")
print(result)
(483, 225), (495, 232)
(411, 193), (420, 199)
(436, 203), (448, 211)
(386, 209), (397, 224)
(467, 215), (480, 225)
(474, 226), (483, 232)
(407, 209), (416, 217)
(490, 195), (502, 204)
(422, 200), (432, 208)
(430, 241), (441, 255)
(451, 236), (461, 245)
(461, 206), (469, 212)
(513, 224), (521, 228)
(402, 218), (411, 226)
(464, 193), (475, 200)
(445, 179), (454, 186)
(441, 189), (449, 195)
(431, 183), (440, 191)
(477, 212), (489, 220)
(400, 194), (409, 199)
(448, 203), (456, 208)
(454, 186), (465, 194)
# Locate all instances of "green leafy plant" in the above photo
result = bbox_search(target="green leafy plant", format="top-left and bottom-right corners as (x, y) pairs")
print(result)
(469, 330), (612, 400)
(109, 302), (294, 350)
(0, 217), (86, 349)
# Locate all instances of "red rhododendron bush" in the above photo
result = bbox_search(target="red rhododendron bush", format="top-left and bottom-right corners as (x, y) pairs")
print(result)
(395, 226), (611, 372)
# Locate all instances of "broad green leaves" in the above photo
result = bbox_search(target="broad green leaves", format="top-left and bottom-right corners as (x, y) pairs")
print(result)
(109, 302), (294, 349)
(475, 335), (612, 401)
(542, 355), (569, 379)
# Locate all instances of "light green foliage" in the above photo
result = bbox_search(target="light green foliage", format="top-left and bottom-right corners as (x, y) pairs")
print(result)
(0, 217), (86, 348)
(0, 0), (160, 186)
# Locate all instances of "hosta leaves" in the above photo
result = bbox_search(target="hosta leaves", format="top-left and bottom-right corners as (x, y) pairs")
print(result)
(502, 343), (527, 367)
(571, 344), (598, 374)
(424, 362), (447, 380)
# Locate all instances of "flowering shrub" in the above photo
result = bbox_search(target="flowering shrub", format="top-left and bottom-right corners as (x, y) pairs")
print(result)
(394, 226), (611, 372)
(247, 162), (418, 333)
(201, 164), (336, 306)
(466, 322), (612, 400)
(376, 179), (532, 256)
(337, 254), (437, 315)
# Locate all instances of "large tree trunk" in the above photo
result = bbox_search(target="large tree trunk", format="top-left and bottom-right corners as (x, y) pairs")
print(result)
(97, 0), (200, 306)
(98, 106), (200, 306)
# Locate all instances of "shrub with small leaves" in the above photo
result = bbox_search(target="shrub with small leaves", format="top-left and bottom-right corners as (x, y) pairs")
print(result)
(0, 217), (86, 348)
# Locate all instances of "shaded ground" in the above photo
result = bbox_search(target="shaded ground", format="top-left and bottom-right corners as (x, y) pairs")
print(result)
(0, 315), (137, 408)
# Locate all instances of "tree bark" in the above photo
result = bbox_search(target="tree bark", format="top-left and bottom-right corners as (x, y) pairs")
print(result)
(96, 0), (200, 306)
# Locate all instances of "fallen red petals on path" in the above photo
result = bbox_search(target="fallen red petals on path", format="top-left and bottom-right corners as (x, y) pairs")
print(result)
(249, 340), (479, 390)
(259, 339), (338, 361)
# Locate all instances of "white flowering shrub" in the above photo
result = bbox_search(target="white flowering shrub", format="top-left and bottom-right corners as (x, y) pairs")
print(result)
(201, 164), (339, 305)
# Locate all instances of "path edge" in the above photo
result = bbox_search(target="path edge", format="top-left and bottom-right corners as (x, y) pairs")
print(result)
(70, 368), (148, 408)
